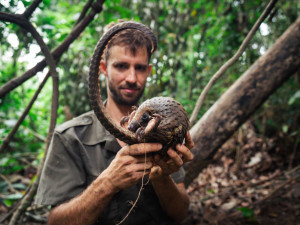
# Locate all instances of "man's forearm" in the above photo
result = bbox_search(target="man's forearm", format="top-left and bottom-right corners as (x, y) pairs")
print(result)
(151, 175), (189, 223)
(48, 172), (117, 225)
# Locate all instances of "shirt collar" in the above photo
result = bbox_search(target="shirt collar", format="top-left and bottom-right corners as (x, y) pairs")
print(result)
(81, 104), (121, 153)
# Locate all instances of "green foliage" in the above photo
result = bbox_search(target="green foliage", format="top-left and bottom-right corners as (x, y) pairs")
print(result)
(2, 192), (24, 207)
(0, 157), (24, 174)
(289, 90), (300, 106)
(237, 207), (255, 220)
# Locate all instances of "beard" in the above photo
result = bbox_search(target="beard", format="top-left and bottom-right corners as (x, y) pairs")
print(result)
(108, 81), (145, 106)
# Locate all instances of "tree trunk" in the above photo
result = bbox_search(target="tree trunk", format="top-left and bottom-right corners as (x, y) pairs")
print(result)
(184, 16), (300, 187)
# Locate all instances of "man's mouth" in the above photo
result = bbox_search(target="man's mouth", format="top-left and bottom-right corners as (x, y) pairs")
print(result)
(122, 88), (139, 94)
(120, 86), (140, 94)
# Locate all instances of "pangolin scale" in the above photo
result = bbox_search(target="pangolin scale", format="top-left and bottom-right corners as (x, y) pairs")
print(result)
(124, 97), (190, 154)
(88, 22), (190, 154)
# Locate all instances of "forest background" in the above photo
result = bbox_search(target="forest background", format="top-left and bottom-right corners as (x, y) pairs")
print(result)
(0, 0), (299, 224)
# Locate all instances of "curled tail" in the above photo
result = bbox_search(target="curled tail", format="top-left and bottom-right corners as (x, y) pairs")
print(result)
(88, 22), (157, 144)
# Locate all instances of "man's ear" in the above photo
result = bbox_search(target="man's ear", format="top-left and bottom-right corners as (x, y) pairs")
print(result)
(100, 60), (108, 77)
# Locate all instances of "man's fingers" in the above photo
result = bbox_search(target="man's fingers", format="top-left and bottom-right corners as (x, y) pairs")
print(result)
(167, 149), (183, 166)
(121, 155), (153, 164)
(120, 143), (162, 156)
(152, 154), (180, 177)
(184, 131), (194, 150)
(126, 160), (153, 172)
(153, 154), (169, 171)
(176, 144), (194, 162)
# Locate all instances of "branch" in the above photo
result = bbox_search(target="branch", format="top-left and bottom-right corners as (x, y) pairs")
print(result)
(184, 16), (300, 186)
(0, 12), (27, 26)
(8, 72), (58, 225)
(0, 0), (105, 98)
(0, 174), (18, 193)
(0, 10), (58, 152)
(23, 0), (42, 19)
(189, 0), (278, 126)
(74, 0), (94, 26)
(0, 12), (58, 79)
(4, 22), (59, 225)
(23, 127), (46, 142)
(0, 6), (59, 225)
(0, 59), (47, 98)
(8, 38), (59, 225)
(188, 23), (209, 99)
(0, 198), (21, 223)
(0, 72), (50, 153)
(26, 23), (58, 76)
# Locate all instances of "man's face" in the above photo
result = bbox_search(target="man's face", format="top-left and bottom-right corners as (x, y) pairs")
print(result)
(100, 45), (152, 106)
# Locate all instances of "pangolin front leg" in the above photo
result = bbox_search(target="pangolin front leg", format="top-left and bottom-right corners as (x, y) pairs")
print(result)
(120, 110), (136, 127)
(144, 113), (162, 135)
(136, 114), (162, 141)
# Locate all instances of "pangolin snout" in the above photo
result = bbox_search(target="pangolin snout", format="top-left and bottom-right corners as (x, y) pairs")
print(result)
(128, 121), (140, 132)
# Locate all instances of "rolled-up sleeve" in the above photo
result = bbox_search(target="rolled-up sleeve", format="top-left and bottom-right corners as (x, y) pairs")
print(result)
(35, 131), (86, 206)
(170, 167), (186, 184)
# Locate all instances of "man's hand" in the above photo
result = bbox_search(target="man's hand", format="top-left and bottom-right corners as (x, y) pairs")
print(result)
(100, 143), (162, 192)
(150, 132), (194, 180)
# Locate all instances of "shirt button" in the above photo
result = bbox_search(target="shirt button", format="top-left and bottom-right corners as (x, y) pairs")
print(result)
(83, 116), (91, 123)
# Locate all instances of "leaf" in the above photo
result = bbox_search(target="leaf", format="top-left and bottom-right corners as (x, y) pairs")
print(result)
(0, 157), (25, 174)
(282, 124), (288, 133)
(288, 90), (300, 105)
(30, 175), (37, 185)
(2, 192), (24, 207)
(3, 192), (23, 200)
(0, 181), (8, 192)
(3, 199), (14, 207)
(237, 207), (254, 218)
(12, 183), (27, 190)
(207, 189), (215, 194)
(191, 9), (197, 17)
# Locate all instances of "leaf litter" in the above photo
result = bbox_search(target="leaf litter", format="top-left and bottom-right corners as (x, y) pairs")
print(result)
(184, 121), (300, 225)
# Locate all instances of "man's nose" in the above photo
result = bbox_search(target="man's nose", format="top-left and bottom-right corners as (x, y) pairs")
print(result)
(126, 67), (137, 83)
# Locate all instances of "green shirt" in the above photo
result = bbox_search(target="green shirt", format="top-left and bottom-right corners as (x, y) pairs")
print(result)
(35, 111), (185, 224)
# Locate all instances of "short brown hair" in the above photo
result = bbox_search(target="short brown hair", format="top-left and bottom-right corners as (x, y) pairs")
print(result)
(103, 25), (153, 63)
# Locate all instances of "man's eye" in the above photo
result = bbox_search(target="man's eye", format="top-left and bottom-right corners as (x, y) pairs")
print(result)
(136, 65), (147, 72)
(115, 63), (128, 70)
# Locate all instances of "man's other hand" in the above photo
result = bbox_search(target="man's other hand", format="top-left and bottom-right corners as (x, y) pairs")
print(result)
(100, 143), (162, 192)
(150, 132), (194, 180)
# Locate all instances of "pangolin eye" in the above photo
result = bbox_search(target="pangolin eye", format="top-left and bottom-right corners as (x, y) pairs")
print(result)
(142, 113), (149, 121)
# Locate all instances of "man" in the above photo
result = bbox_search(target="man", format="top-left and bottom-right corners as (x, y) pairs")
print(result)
(36, 22), (194, 225)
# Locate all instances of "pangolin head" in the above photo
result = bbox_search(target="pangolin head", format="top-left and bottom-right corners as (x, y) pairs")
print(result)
(128, 107), (157, 132)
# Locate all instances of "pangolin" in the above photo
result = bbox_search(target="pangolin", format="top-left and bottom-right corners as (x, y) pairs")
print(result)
(88, 22), (190, 155)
